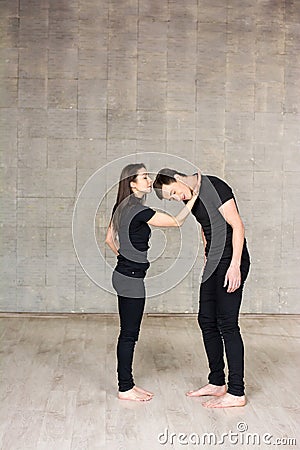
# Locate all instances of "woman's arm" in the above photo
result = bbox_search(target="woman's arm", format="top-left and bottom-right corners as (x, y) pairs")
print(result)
(147, 192), (198, 227)
(147, 170), (201, 228)
(201, 226), (207, 264)
(105, 222), (119, 256)
(201, 226), (207, 248)
(218, 198), (245, 292)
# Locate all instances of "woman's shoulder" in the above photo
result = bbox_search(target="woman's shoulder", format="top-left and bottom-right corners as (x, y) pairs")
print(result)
(130, 202), (155, 223)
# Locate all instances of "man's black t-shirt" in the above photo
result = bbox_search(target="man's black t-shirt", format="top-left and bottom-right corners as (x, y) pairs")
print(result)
(112, 198), (156, 272)
(184, 175), (250, 262)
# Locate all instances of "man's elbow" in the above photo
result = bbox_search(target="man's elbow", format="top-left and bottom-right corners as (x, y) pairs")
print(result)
(232, 220), (244, 232)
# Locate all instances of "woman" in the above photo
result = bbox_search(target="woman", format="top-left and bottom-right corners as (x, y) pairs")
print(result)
(105, 163), (200, 402)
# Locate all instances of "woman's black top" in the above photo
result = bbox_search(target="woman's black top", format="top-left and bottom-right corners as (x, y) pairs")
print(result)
(112, 198), (156, 272)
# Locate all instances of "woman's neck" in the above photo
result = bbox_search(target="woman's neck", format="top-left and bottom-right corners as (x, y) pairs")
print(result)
(132, 192), (144, 199)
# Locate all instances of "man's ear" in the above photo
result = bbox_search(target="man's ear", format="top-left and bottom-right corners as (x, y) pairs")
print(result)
(174, 174), (184, 183)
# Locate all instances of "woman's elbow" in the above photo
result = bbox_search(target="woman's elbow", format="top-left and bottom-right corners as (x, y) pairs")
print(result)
(170, 221), (182, 228)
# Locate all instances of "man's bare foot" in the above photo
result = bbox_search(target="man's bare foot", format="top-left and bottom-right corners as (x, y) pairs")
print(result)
(202, 393), (246, 408)
(133, 385), (154, 397)
(118, 387), (153, 402)
(186, 383), (226, 397)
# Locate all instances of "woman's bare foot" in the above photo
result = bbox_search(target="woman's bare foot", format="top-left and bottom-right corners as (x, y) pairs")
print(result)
(186, 383), (226, 397)
(133, 385), (154, 397)
(202, 393), (246, 408)
(118, 387), (153, 402)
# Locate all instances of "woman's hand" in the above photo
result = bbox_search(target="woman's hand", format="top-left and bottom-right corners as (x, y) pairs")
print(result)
(174, 169), (201, 199)
(191, 170), (201, 197)
(223, 264), (241, 293)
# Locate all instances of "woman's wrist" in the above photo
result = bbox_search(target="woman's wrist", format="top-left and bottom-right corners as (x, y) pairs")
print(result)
(187, 192), (198, 208)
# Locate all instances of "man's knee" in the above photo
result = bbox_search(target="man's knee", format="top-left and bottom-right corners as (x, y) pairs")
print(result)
(198, 313), (217, 333)
(217, 316), (240, 336)
(119, 327), (140, 342)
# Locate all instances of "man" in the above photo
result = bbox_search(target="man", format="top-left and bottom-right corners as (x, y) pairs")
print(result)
(153, 169), (250, 408)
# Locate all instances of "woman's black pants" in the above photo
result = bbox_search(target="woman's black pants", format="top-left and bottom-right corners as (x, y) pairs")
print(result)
(112, 268), (146, 392)
(198, 258), (250, 396)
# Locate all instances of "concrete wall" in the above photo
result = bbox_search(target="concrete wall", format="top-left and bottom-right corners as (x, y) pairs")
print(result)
(1, 0), (299, 313)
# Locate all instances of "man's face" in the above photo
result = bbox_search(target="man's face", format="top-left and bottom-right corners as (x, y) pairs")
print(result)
(161, 181), (192, 202)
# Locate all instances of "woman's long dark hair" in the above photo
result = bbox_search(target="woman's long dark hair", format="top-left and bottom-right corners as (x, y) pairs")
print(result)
(111, 163), (146, 234)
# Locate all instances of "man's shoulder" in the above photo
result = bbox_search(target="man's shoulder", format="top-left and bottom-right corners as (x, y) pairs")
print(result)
(205, 174), (225, 183)
(204, 175), (231, 189)
(200, 175), (233, 205)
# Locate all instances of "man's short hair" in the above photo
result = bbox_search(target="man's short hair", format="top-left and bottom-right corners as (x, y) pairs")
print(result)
(153, 168), (187, 200)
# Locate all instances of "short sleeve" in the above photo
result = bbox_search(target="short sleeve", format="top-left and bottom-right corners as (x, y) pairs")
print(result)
(134, 206), (156, 223)
(208, 176), (234, 207)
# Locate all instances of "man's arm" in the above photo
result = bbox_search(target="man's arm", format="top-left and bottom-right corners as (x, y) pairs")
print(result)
(218, 198), (245, 292)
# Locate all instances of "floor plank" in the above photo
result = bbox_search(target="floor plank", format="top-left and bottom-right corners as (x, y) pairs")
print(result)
(0, 315), (299, 449)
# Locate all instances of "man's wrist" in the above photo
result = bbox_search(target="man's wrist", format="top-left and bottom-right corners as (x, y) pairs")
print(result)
(230, 260), (241, 268)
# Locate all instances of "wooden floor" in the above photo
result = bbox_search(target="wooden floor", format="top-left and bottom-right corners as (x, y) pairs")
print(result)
(0, 315), (299, 450)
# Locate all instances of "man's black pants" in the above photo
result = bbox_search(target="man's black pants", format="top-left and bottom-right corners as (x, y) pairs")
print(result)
(198, 258), (250, 396)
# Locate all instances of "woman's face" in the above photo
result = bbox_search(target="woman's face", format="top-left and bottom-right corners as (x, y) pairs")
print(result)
(130, 167), (153, 196)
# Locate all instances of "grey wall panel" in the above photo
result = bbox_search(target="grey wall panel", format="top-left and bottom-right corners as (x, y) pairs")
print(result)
(0, 0), (299, 312)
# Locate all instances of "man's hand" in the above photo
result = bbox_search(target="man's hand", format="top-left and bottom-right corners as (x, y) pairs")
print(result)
(224, 264), (241, 293)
